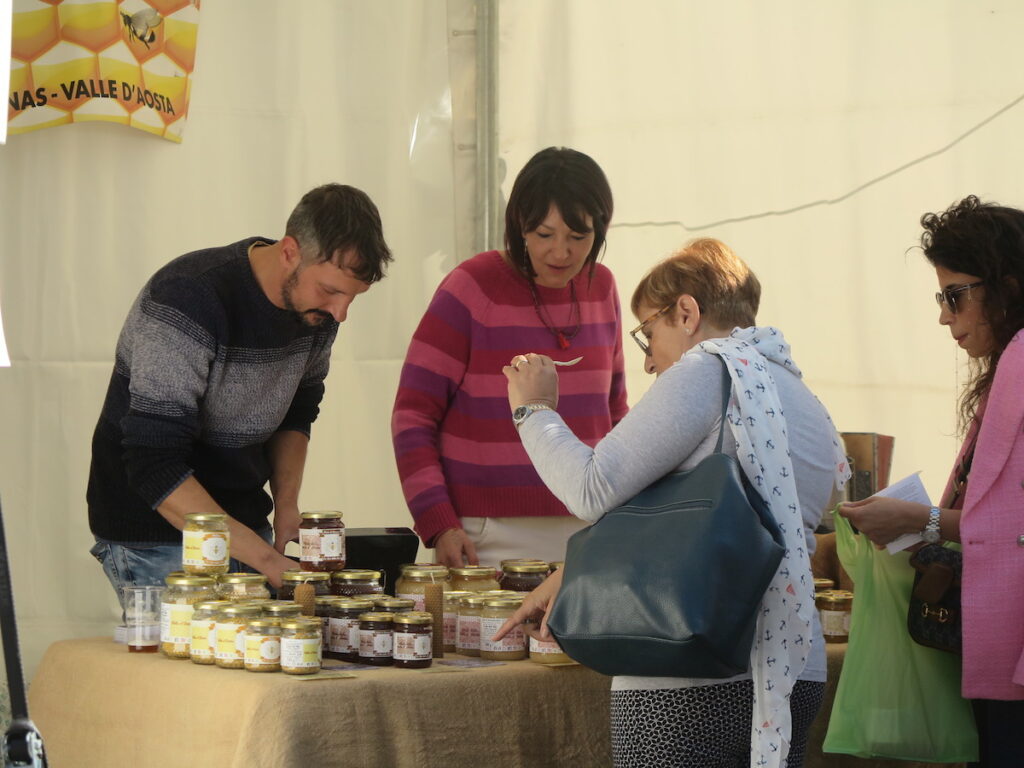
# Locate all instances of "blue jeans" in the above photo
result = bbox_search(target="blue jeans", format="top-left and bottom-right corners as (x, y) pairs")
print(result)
(90, 527), (274, 611)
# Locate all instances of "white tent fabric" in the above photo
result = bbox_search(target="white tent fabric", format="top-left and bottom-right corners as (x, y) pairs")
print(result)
(1, 0), (1023, 684)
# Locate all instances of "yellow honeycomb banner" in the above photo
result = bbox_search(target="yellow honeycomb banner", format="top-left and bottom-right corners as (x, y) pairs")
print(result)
(7, 0), (201, 143)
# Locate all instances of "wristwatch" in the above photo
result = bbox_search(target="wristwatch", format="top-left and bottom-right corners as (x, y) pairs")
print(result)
(512, 403), (553, 430)
(922, 506), (942, 544)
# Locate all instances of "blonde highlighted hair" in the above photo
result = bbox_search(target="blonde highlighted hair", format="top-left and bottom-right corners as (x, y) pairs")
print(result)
(630, 238), (760, 329)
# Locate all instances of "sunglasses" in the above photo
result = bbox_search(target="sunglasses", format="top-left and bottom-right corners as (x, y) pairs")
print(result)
(629, 305), (672, 355)
(935, 281), (984, 314)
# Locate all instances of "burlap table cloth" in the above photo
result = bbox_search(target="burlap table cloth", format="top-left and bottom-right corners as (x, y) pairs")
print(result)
(29, 637), (612, 767)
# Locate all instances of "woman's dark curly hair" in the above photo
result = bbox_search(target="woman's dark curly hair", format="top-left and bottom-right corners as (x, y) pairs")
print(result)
(920, 195), (1024, 431)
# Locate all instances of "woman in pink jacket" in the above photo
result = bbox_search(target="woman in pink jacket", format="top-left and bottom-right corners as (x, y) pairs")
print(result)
(841, 195), (1024, 768)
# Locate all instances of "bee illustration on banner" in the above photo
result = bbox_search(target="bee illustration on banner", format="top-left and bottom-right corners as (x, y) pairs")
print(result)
(121, 8), (163, 49)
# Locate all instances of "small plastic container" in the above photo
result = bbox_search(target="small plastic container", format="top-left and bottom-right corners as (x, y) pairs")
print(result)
(331, 570), (384, 597)
(189, 599), (231, 665)
(160, 574), (217, 659)
(479, 597), (526, 661)
(216, 573), (271, 602)
(278, 570), (331, 601)
(358, 612), (395, 666)
(280, 618), (322, 675)
(393, 612), (433, 669)
(449, 566), (501, 593)
(182, 513), (230, 576)
(244, 618), (282, 673)
(298, 510), (346, 572)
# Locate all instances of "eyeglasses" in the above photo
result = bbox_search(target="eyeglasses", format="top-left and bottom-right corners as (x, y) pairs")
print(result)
(935, 281), (984, 314)
(629, 305), (672, 355)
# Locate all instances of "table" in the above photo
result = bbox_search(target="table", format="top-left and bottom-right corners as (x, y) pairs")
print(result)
(29, 638), (612, 768)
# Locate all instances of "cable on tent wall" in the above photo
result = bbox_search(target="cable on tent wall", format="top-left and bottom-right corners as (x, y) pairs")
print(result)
(611, 89), (1024, 233)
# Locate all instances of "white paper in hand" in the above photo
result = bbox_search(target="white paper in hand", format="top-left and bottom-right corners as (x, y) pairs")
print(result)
(870, 472), (933, 553)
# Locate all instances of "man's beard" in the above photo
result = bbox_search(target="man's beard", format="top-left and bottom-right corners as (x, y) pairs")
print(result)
(282, 268), (333, 326)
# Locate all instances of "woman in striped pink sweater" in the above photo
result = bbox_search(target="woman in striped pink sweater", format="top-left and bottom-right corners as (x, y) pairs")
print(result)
(392, 147), (628, 567)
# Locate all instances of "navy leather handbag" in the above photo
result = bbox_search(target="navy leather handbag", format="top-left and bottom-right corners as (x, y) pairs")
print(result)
(546, 362), (786, 678)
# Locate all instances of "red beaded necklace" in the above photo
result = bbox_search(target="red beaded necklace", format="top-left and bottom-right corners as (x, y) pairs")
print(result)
(530, 280), (581, 350)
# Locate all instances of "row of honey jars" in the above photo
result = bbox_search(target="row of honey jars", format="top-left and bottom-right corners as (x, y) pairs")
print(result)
(357, 611), (434, 668)
(455, 591), (517, 656)
(243, 616), (322, 674)
(186, 599), (302, 664)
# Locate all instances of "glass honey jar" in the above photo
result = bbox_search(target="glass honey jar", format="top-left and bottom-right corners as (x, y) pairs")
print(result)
(817, 589), (854, 643)
(215, 603), (263, 669)
(499, 560), (551, 594)
(395, 565), (449, 610)
(188, 599), (231, 665)
(358, 612), (394, 666)
(244, 618), (282, 673)
(479, 597), (526, 661)
(298, 510), (346, 572)
(216, 572), (270, 602)
(181, 513), (230, 576)
(456, 594), (488, 656)
(393, 612), (433, 669)
(449, 566), (500, 593)
(330, 599), (375, 662)
(442, 591), (473, 653)
(331, 569), (384, 597)
(280, 618), (322, 675)
(278, 570), (331, 601)
(372, 597), (416, 614)
(161, 574), (217, 659)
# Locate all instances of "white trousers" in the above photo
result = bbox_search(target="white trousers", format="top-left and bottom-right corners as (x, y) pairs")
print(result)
(458, 515), (588, 568)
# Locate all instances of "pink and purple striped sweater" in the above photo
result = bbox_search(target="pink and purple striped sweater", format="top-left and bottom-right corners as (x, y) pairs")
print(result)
(391, 250), (628, 546)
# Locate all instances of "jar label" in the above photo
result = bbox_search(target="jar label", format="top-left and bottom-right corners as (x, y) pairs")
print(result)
(820, 609), (849, 637)
(282, 637), (321, 668)
(359, 628), (393, 658)
(190, 619), (212, 657)
(394, 631), (432, 660)
(183, 530), (229, 567)
(529, 636), (564, 655)
(216, 622), (244, 660)
(329, 617), (357, 653)
(443, 611), (457, 647)
(300, 528), (345, 564)
(347, 621), (361, 653)
(397, 592), (427, 612)
(160, 603), (194, 645)
(245, 634), (281, 664)
(480, 617), (524, 653)
(456, 615), (480, 651)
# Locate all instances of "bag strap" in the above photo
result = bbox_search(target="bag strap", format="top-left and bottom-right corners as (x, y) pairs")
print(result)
(713, 357), (732, 454)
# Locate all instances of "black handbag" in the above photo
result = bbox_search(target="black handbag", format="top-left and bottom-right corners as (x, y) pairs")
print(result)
(545, 360), (787, 678)
(908, 544), (962, 654)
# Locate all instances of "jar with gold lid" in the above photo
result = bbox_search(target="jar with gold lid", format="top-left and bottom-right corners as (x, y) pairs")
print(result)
(278, 570), (331, 601)
(393, 612), (433, 669)
(813, 578), (835, 593)
(298, 510), (346, 572)
(189, 599), (231, 665)
(359, 612), (395, 666)
(479, 597), (526, 660)
(244, 619), (282, 673)
(395, 565), (449, 610)
(215, 603), (263, 669)
(331, 569), (384, 597)
(449, 566), (500, 593)
(530, 635), (573, 665)
(314, 596), (342, 641)
(498, 562), (550, 594)
(372, 596), (416, 614)
(817, 589), (854, 643)
(280, 618), (322, 675)
(456, 594), (489, 656)
(442, 591), (473, 653)
(182, 513), (230, 576)
(331, 599), (374, 662)
(262, 601), (304, 620)
(549, 561), (563, 573)
(161, 574), (217, 659)
(216, 572), (270, 602)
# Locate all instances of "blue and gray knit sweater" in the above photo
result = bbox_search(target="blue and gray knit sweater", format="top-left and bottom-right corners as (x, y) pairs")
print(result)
(88, 238), (337, 543)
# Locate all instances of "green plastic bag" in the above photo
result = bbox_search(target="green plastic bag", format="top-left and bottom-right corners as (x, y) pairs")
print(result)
(822, 509), (978, 762)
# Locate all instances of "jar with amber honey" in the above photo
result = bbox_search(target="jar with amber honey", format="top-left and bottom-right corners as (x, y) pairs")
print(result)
(161, 575), (217, 659)
(182, 513), (230, 576)
(298, 510), (346, 571)
(331, 570), (384, 597)
(498, 562), (550, 594)
(442, 591), (473, 653)
(395, 565), (449, 610)
(189, 600), (230, 665)
(449, 566), (500, 593)
(278, 570), (331, 601)
(817, 589), (854, 643)
(479, 597), (526, 661)
(814, 578), (835, 593)
(393, 612), (433, 669)
(215, 603), (263, 669)
(331, 599), (374, 662)
(358, 612), (394, 666)
(244, 619), (282, 673)
(456, 594), (488, 656)
(530, 635), (573, 665)
(216, 573), (270, 602)
(280, 618), (322, 675)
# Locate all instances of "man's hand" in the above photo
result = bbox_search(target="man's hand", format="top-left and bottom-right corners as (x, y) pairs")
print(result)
(433, 528), (478, 568)
(273, 504), (301, 554)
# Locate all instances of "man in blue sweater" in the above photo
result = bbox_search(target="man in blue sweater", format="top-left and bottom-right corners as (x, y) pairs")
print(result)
(87, 183), (392, 600)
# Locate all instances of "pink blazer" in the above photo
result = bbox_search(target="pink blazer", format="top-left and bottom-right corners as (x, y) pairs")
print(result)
(952, 331), (1024, 700)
